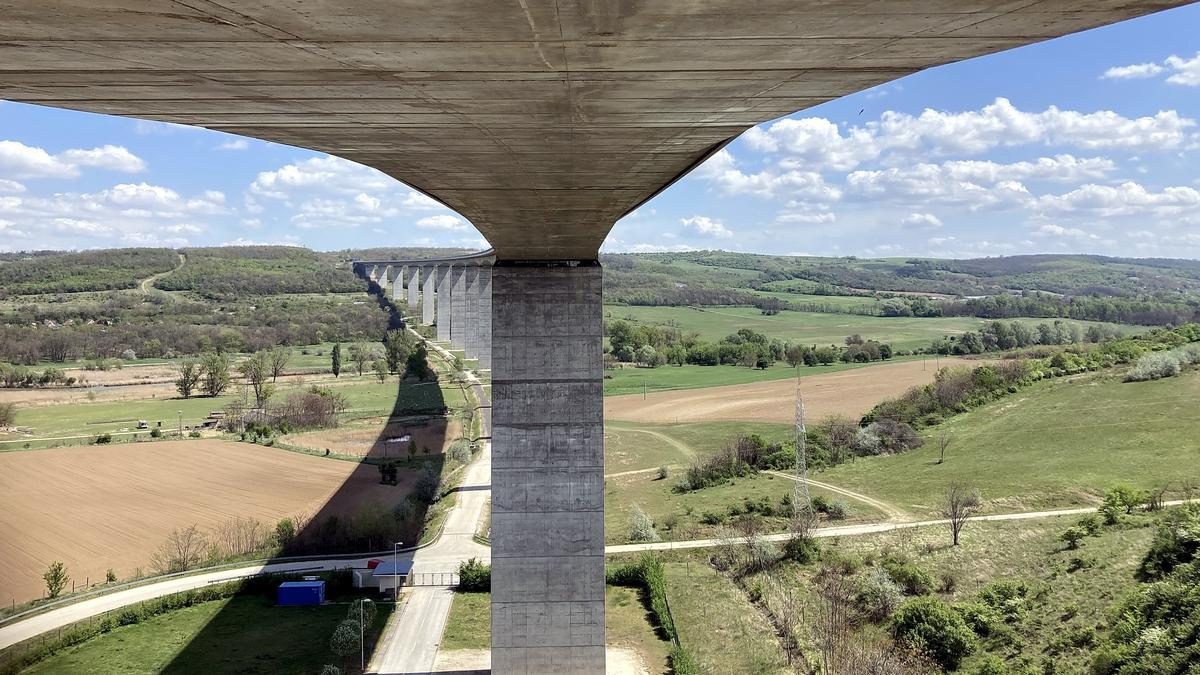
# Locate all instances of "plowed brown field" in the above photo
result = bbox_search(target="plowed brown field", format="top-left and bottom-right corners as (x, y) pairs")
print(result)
(605, 357), (982, 424)
(0, 440), (399, 604)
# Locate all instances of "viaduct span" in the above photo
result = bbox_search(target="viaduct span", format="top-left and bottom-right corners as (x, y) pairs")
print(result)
(0, 2), (1184, 672)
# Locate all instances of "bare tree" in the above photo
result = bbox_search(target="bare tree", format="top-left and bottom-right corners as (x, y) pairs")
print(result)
(174, 359), (202, 399)
(238, 351), (274, 408)
(267, 347), (291, 383)
(769, 578), (806, 666)
(215, 517), (268, 557)
(936, 431), (952, 465)
(943, 482), (981, 546)
(1181, 478), (1197, 503)
(348, 343), (373, 377)
(813, 568), (854, 674)
(150, 525), (209, 574)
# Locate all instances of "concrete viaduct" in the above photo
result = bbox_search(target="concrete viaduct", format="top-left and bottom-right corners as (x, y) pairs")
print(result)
(1, 2), (1184, 672)
(356, 250), (497, 369)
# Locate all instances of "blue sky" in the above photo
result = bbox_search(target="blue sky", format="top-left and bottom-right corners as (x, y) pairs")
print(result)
(2, 5), (1199, 259)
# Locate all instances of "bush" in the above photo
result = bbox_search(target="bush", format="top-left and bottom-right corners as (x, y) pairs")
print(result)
(447, 440), (471, 465)
(825, 499), (849, 520)
(150, 427), (162, 438)
(188, 430), (201, 438)
(1060, 526), (1086, 550)
(971, 654), (1007, 675)
(1138, 504), (1200, 580)
(977, 579), (1030, 622)
(657, 464), (670, 480)
(891, 597), (977, 670)
(629, 505), (660, 543)
(858, 567), (903, 620)
(0, 402), (16, 427)
(882, 557), (935, 595)
(457, 557), (490, 591)
(783, 535), (820, 563)
(669, 646), (700, 675)
(953, 600), (1002, 637)
(94, 433), (112, 444)
(1124, 344), (1200, 382)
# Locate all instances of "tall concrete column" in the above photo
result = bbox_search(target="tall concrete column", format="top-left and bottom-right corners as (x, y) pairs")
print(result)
(391, 266), (404, 302)
(436, 265), (453, 342)
(408, 266), (421, 309)
(475, 265), (492, 369)
(462, 266), (480, 360)
(490, 261), (605, 674)
(422, 265), (437, 325)
(450, 266), (468, 350)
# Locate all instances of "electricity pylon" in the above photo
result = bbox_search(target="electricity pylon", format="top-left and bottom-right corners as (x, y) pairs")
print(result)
(794, 372), (811, 514)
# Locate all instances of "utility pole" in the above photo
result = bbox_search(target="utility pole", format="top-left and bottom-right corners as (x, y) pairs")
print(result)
(794, 373), (811, 514)
(177, 410), (182, 437)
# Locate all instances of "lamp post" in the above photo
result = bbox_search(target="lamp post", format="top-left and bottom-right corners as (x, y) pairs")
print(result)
(177, 410), (182, 437)
(393, 541), (403, 600)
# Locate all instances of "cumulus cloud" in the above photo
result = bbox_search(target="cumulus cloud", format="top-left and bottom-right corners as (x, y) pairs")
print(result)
(742, 98), (1193, 171)
(847, 165), (1033, 210)
(215, 138), (250, 151)
(0, 141), (145, 179)
(680, 215), (733, 239)
(695, 149), (841, 200)
(1033, 224), (1095, 239)
(416, 214), (467, 230)
(251, 155), (394, 199)
(1101, 62), (1165, 80)
(1165, 52), (1200, 86)
(1036, 181), (1200, 217)
(0, 179), (25, 194)
(900, 213), (943, 229)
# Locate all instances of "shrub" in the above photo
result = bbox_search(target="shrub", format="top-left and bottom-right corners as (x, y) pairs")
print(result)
(1060, 526), (1086, 550)
(669, 646), (700, 675)
(447, 440), (471, 465)
(457, 557), (491, 591)
(977, 579), (1030, 623)
(783, 535), (820, 564)
(1124, 344), (1200, 382)
(0, 402), (16, 427)
(700, 510), (724, 525)
(329, 620), (361, 660)
(882, 557), (935, 595)
(825, 499), (849, 520)
(1076, 514), (1102, 536)
(891, 596), (976, 670)
(858, 567), (903, 620)
(629, 505), (660, 543)
(657, 464), (670, 480)
(94, 433), (112, 444)
(347, 598), (377, 626)
(971, 654), (1007, 675)
(105, 568), (117, 583)
(188, 430), (201, 438)
(1138, 504), (1200, 580)
(953, 600), (1001, 637)
(150, 427), (162, 438)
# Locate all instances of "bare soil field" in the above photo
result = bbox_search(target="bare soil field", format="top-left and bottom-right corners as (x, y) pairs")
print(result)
(605, 357), (983, 424)
(284, 418), (461, 458)
(0, 440), (405, 605)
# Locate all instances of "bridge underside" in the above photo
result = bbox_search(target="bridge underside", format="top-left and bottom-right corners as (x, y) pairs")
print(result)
(2, 1), (1185, 672)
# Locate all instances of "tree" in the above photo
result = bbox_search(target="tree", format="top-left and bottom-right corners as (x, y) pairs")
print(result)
(348, 343), (371, 376)
(238, 351), (275, 407)
(784, 343), (807, 368)
(267, 347), (291, 383)
(936, 431), (952, 465)
(331, 343), (342, 378)
(174, 360), (201, 399)
(43, 561), (69, 598)
(384, 329), (415, 374)
(635, 344), (658, 368)
(1060, 526), (1086, 550)
(0, 402), (15, 427)
(150, 525), (208, 574)
(372, 359), (388, 383)
(405, 344), (433, 380)
(1105, 484), (1146, 514)
(457, 558), (491, 591)
(329, 620), (361, 667)
(348, 598), (378, 626)
(275, 518), (297, 547)
(200, 352), (231, 397)
(943, 483), (981, 546)
(629, 504), (659, 542)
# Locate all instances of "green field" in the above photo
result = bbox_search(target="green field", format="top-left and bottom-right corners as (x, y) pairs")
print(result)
(605, 420), (791, 474)
(604, 305), (1130, 351)
(602, 356), (925, 397)
(814, 369), (1200, 516)
(24, 595), (392, 675)
(3, 376), (466, 448)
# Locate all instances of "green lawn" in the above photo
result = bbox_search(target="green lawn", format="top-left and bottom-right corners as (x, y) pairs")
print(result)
(664, 562), (789, 674)
(604, 305), (1132, 351)
(440, 587), (672, 672)
(25, 595), (392, 675)
(815, 369), (1200, 516)
(605, 420), (792, 474)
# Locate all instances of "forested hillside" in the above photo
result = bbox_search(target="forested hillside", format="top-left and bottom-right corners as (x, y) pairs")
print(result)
(156, 246), (361, 299)
(602, 251), (1200, 325)
(0, 248), (179, 296)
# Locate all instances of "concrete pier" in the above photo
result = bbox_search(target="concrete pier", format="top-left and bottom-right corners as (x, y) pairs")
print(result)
(436, 265), (453, 342)
(450, 266), (468, 351)
(490, 261), (605, 673)
(391, 266), (404, 302)
(422, 265), (437, 325)
(408, 266), (421, 309)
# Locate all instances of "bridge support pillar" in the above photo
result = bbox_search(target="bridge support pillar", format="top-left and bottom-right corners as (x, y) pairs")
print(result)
(391, 266), (404, 302)
(450, 266), (468, 350)
(490, 261), (605, 675)
(408, 266), (421, 309)
(436, 265), (453, 342)
(422, 265), (437, 325)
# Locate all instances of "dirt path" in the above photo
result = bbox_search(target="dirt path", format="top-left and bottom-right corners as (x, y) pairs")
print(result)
(621, 427), (697, 460)
(138, 252), (185, 296)
(606, 357), (983, 424)
(765, 470), (908, 521)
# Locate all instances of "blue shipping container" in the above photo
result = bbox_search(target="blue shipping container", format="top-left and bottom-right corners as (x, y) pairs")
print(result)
(277, 580), (325, 606)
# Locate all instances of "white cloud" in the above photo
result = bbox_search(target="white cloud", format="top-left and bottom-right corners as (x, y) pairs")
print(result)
(1165, 52), (1200, 86)
(777, 211), (835, 224)
(744, 98), (1194, 171)
(251, 155), (393, 199)
(215, 139), (250, 151)
(900, 213), (943, 229)
(416, 214), (467, 230)
(696, 149), (841, 200)
(402, 190), (443, 210)
(0, 141), (145, 178)
(1101, 62), (1165, 80)
(1036, 181), (1200, 217)
(1033, 224), (1095, 239)
(0, 179), (25, 193)
(847, 165), (1033, 210)
(680, 215), (733, 239)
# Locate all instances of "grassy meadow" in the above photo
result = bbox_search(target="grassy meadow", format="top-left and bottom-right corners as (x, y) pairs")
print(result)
(604, 305), (1133, 351)
(814, 369), (1200, 516)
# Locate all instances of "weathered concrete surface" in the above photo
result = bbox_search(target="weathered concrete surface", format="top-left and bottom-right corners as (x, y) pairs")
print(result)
(450, 266), (468, 350)
(436, 265), (453, 342)
(408, 266), (421, 309)
(391, 266), (404, 302)
(0, 1), (1182, 259)
(490, 262), (606, 674)
(475, 266), (493, 370)
(422, 264), (437, 325)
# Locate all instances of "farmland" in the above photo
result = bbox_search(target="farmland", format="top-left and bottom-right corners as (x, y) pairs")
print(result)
(0, 440), (426, 605)
(606, 357), (983, 424)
